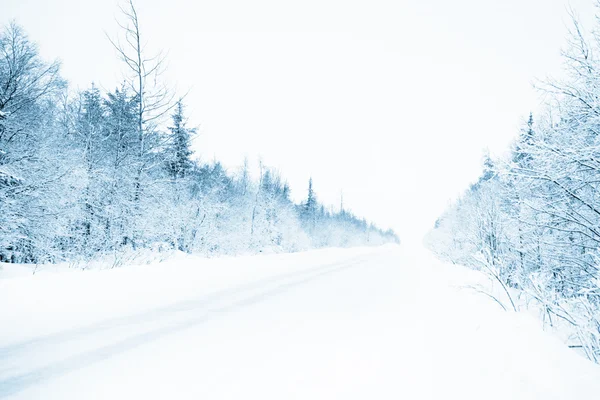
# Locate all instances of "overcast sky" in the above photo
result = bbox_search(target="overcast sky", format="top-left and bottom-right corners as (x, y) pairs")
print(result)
(3, 0), (596, 243)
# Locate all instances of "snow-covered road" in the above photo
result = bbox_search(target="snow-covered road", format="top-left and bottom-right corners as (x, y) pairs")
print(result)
(1, 245), (600, 399)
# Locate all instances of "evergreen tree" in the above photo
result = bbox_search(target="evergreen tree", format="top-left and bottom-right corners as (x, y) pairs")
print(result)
(166, 100), (195, 180)
(305, 177), (317, 215)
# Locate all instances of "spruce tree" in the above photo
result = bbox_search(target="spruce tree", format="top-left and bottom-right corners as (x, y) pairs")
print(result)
(166, 100), (195, 180)
(305, 177), (316, 214)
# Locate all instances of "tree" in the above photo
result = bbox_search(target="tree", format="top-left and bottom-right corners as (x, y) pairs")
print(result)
(72, 85), (108, 255)
(0, 22), (66, 263)
(166, 100), (195, 180)
(108, 0), (175, 246)
(107, 0), (173, 149)
(304, 177), (317, 215)
(0, 23), (63, 126)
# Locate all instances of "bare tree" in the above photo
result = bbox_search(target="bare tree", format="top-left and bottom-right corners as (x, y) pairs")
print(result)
(106, 0), (176, 247)
(0, 22), (63, 141)
(107, 0), (174, 148)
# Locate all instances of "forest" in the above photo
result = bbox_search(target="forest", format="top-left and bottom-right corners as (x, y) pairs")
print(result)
(0, 3), (398, 266)
(426, 11), (600, 362)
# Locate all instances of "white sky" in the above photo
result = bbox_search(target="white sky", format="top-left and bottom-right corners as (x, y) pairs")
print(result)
(3, 0), (596, 243)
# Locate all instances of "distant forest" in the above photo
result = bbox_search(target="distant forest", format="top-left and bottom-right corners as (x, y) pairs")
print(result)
(0, 1), (398, 265)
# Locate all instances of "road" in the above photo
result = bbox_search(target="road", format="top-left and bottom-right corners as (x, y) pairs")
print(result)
(1, 246), (599, 399)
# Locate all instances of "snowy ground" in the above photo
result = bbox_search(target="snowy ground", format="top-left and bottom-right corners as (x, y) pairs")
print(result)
(1, 245), (600, 399)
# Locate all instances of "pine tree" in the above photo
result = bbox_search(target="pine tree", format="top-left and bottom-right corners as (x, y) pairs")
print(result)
(282, 182), (290, 201)
(166, 100), (195, 180)
(301, 177), (318, 234)
(305, 177), (317, 215)
(513, 112), (535, 167)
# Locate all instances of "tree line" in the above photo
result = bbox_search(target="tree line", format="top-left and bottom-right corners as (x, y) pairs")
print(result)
(426, 6), (600, 363)
(0, 1), (398, 265)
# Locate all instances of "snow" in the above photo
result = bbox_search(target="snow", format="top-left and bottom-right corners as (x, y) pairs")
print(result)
(1, 245), (600, 399)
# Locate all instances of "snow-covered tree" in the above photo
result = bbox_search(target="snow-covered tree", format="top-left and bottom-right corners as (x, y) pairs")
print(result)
(166, 100), (195, 180)
(426, 6), (600, 362)
(0, 15), (399, 265)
